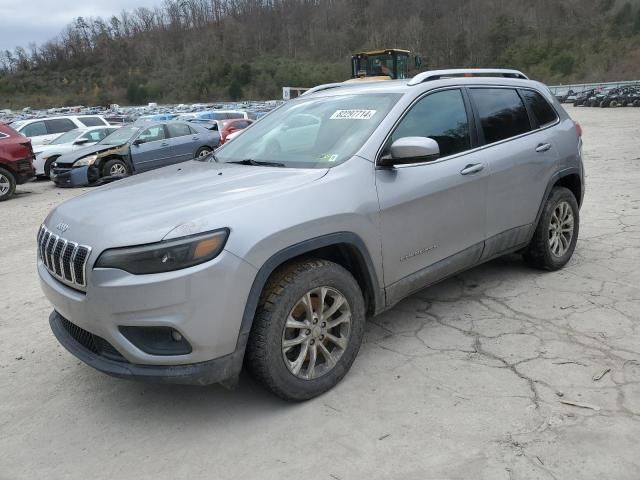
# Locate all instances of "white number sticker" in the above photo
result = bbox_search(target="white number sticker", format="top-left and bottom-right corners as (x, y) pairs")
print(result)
(330, 109), (377, 120)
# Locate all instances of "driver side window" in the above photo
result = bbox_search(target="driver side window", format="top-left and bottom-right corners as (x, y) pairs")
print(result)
(138, 125), (166, 143)
(391, 89), (471, 158)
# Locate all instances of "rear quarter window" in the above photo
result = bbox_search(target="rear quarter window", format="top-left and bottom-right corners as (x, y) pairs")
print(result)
(520, 89), (559, 127)
(45, 118), (76, 134)
(469, 88), (531, 144)
(78, 116), (107, 127)
(21, 121), (47, 137)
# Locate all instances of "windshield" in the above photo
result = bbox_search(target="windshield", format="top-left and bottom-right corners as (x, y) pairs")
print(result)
(50, 129), (81, 145)
(99, 126), (139, 145)
(212, 93), (400, 168)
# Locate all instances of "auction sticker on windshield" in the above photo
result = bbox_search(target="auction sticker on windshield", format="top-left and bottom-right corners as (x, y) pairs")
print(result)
(330, 110), (377, 120)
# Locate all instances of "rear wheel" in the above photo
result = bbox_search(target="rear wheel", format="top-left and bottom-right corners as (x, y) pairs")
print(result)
(102, 159), (129, 177)
(246, 259), (366, 401)
(195, 146), (212, 159)
(524, 187), (579, 271)
(0, 167), (16, 201)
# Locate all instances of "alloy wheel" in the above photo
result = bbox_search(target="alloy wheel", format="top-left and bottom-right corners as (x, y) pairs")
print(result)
(548, 201), (574, 257)
(281, 287), (351, 380)
(110, 164), (127, 175)
(198, 149), (212, 158)
(0, 173), (10, 196)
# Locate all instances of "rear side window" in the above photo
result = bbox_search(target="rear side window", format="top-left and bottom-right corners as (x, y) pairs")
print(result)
(470, 88), (531, 144)
(520, 89), (558, 127)
(45, 118), (76, 134)
(78, 116), (107, 127)
(391, 88), (471, 158)
(21, 121), (47, 137)
(167, 123), (192, 138)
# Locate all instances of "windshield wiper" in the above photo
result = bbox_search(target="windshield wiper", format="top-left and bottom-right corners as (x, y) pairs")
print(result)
(229, 159), (286, 167)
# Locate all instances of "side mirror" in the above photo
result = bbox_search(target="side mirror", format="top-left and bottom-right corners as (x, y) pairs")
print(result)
(74, 138), (89, 145)
(133, 138), (145, 146)
(379, 137), (440, 167)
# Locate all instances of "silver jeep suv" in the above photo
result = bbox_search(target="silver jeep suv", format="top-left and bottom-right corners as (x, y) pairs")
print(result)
(38, 69), (584, 400)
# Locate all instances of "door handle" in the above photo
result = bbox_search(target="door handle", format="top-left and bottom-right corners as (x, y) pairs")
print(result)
(192, 136), (199, 140)
(535, 143), (552, 153)
(161, 142), (169, 147)
(460, 163), (485, 175)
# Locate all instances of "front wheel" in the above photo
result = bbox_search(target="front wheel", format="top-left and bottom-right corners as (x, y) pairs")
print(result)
(246, 259), (366, 401)
(524, 187), (579, 271)
(102, 159), (129, 177)
(44, 156), (59, 179)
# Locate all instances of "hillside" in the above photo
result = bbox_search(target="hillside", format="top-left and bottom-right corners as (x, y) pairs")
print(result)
(1, 0), (640, 108)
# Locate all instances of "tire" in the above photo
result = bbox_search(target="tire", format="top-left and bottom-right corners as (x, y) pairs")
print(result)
(195, 146), (213, 159)
(44, 156), (59, 179)
(524, 187), (579, 271)
(610, 100), (619, 108)
(102, 159), (129, 177)
(246, 258), (366, 401)
(0, 167), (16, 201)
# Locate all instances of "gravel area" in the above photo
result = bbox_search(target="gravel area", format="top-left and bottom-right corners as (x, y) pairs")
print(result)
(1, 105), (639, 479)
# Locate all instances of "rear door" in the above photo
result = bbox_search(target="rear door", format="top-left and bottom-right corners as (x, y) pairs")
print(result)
(130, 124), (171, 172)
(375, 88), (488, 304)
(166, 122), (197, 162)
(468, 87), (560, 259)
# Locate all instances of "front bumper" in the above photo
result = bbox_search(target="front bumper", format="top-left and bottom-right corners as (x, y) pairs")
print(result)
(50, 311), (244, 385)
(39, 249), (257, 384)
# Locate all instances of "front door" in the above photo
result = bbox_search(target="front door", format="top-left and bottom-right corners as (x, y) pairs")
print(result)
(375, 88), (488, 305)
(130, 124), (172, 172)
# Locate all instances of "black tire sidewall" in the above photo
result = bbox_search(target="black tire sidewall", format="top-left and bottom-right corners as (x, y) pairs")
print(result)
(103, 159), (128, 177)
(0, 167), (16, 201)
(195, 147), (212, 158)
(249, 261), (365, 401)
(44, 156), (58, 178)
(535, 188), (580, 269)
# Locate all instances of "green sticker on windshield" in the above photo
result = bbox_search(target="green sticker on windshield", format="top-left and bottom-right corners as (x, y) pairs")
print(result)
(319, 154), (339, 162)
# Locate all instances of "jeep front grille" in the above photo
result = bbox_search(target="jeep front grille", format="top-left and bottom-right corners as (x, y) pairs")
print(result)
(37, 225), (91, 289)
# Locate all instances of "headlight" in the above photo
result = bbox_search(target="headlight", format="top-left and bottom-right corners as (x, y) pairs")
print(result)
(95, 229), (229, 274)
(74, 155), (98, 167)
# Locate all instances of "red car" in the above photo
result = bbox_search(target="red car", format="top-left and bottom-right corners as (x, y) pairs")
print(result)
(219, 119), (254, 145)
(0, 123), (35, 201)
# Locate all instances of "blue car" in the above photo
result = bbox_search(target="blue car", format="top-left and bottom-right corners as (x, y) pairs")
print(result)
(50, 121), (219, 187)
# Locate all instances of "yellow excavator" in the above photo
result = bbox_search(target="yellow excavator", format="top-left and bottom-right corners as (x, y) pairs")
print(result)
(348, 48), (422, 82)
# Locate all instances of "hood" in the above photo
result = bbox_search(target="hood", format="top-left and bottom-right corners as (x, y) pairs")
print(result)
(45, 160), (328, 252)
(34, 143), (78, 157)
(57, 143), (127, 165)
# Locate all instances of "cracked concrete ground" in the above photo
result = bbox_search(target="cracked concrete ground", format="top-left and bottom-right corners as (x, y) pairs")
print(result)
(1, 105), (639, 479)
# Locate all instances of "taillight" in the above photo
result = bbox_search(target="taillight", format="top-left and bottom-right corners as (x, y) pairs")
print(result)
(574, 122), (583, 137)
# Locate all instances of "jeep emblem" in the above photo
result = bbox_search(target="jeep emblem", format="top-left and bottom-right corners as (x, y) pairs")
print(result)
(56, 223), (69, 233)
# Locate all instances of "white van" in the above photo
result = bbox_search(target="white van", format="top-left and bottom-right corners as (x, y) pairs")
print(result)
(10, 115), (110, 146)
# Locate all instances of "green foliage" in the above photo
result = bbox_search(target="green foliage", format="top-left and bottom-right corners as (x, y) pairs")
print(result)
(0, 0), (639, 108)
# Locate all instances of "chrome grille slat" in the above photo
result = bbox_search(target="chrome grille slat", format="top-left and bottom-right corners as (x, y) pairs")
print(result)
(37, 225), (91, 290)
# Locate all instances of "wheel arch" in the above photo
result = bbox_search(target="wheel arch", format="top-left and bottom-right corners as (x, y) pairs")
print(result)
(534, 167), (583, 230)
(235, 232), (384, 356)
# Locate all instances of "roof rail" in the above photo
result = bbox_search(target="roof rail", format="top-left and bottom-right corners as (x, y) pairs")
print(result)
(301, 83), (346, 96)
(408, 69), (529, 86)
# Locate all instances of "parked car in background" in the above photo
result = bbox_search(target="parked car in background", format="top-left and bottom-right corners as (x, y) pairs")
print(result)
(34, 126), (120, 178)
(573, 89), (596, 107)
(177, 110), (249, 122)
(51, 121), (217, 187)
(0, 123), (35, 201)
(10, 115), (110, 146)
(219, 118), (254, 145)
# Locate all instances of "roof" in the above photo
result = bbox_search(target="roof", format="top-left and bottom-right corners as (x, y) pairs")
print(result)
(305, 69), (539, 98)
(352, 49), (411, 56)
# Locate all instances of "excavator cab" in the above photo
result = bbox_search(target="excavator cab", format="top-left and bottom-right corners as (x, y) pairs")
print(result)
(350, 49), (418, 81)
